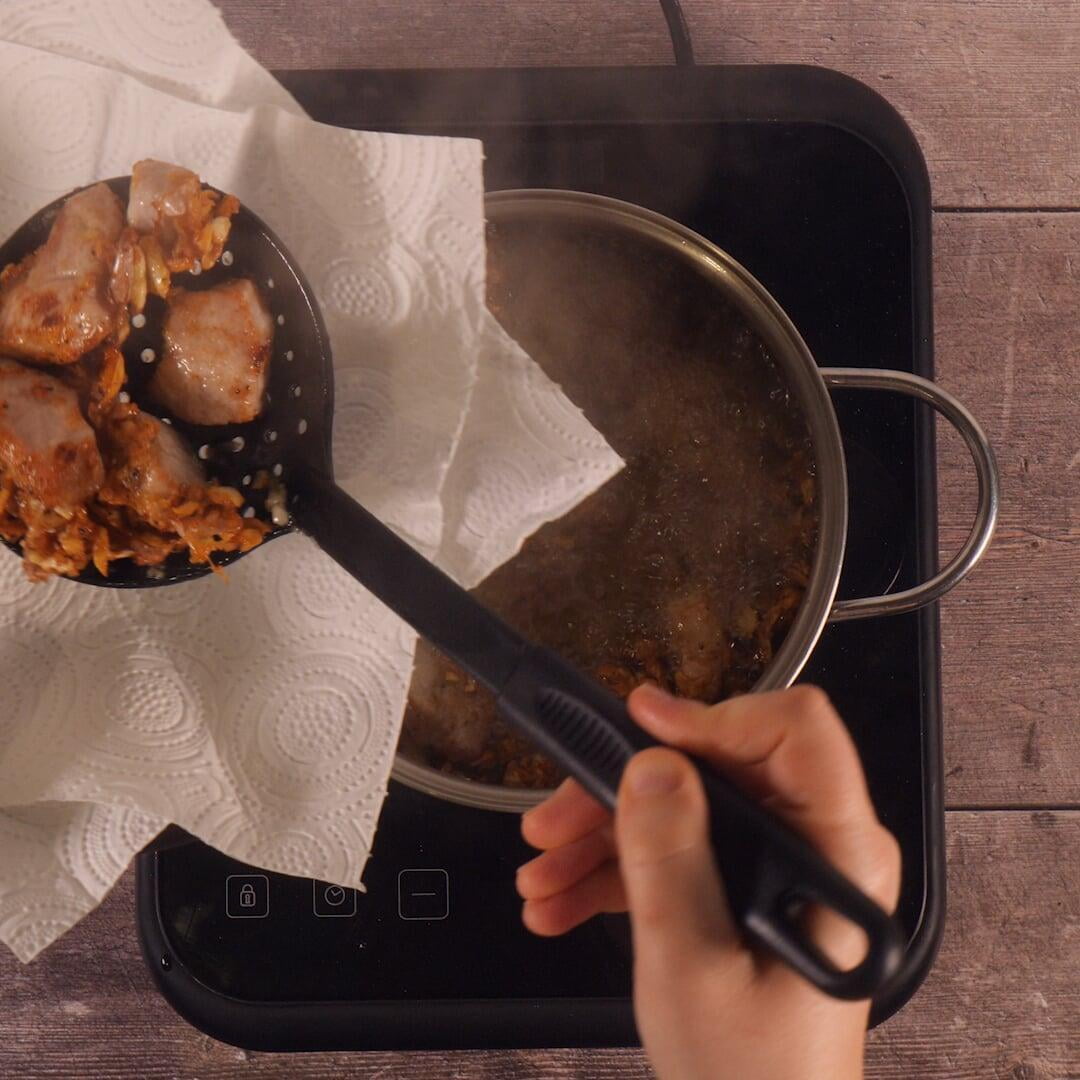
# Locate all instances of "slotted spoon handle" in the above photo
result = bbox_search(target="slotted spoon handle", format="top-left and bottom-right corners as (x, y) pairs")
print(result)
(498, 645), (904, 1001)
(296, 469), (904, 1000)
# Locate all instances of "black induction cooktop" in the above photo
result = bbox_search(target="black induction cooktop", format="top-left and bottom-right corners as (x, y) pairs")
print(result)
(137, 65), (944, 1051)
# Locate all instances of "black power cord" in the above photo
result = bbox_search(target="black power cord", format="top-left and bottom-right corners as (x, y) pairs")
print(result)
(658, 0), (695, 65)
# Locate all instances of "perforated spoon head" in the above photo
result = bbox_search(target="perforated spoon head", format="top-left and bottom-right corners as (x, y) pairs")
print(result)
(0, 177), (334, 587)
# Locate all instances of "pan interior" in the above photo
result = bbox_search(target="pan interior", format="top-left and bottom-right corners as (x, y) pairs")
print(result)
(398, 197), (822, 795)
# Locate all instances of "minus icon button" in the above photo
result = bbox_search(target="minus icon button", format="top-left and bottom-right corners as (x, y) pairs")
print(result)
(398, 869), (450, 921)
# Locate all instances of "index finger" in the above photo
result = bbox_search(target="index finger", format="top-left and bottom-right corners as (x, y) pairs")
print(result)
(627, 683), (879, 831)
(522, 776), (609, 851)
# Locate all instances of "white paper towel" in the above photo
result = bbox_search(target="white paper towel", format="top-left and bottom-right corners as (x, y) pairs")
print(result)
(0, 1), (623, 962)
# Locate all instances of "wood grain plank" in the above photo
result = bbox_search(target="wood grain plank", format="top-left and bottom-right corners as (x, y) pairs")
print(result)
(866, 811), (1080, 1080)
(214, 0), (1080, 207)
(934, 213), (1080, 806)
(1, 812), (1076, 1079)
(215, 0), (670, 69)
(683, 2), (1080, 210)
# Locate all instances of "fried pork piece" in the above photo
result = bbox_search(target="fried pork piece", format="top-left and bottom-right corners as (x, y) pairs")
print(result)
(0, 358), (103, 508)
(98, 407), (267, 566)
(151, 279), (272, 425)
(127, 159), (239, 287)
(0, 184), (135, 364)
(0, 357), (110, 580)
(101, 410), (203, 524)
(666, 590), (729, 701)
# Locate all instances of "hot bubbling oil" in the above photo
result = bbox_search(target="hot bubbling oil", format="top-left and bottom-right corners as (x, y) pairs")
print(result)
(400, 217), (817, 788)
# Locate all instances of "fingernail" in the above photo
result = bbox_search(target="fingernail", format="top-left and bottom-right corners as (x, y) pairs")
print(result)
(632, 682), (674, 707)
(520, 807), (541, 846)
(514, 862), (532, 896)
(627, 752), (684, 797)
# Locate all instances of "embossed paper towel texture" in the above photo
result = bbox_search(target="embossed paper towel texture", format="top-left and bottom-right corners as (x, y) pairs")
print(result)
(0, 1), (622, 961)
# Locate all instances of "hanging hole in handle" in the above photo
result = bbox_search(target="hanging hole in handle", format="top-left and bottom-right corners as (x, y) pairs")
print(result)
(778, 890), (872, 975)
(820, 369), (1000, 622)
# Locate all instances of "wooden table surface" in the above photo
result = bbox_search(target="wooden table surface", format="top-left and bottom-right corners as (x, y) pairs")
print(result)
(2, 3), (1078, 1078)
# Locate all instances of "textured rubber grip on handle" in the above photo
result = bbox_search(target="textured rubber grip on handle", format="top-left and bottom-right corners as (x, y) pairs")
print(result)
(498, 646), (645, 806)
(497, 645), (905, 1000)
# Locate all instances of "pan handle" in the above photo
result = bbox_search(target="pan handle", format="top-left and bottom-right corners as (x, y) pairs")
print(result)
(820, 368), (1000, 622)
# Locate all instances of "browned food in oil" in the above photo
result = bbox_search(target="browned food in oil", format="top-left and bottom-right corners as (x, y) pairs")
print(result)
(400, 218), (817, 789)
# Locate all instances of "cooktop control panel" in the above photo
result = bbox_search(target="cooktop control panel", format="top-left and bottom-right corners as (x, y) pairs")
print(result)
(152, 787), (632, 1004)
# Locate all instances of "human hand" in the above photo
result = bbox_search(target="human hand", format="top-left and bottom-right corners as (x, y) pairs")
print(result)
(517, 684), (901, 1080)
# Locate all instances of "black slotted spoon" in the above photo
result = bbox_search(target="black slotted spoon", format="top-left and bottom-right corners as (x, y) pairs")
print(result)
(1, 180), (904, 1000)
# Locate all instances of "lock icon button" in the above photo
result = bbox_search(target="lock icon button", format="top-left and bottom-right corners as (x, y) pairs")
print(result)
(226, 874), (269, 918)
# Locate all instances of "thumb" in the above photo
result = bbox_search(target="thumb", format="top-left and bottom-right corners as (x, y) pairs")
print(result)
(615, 747), (737, 975)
